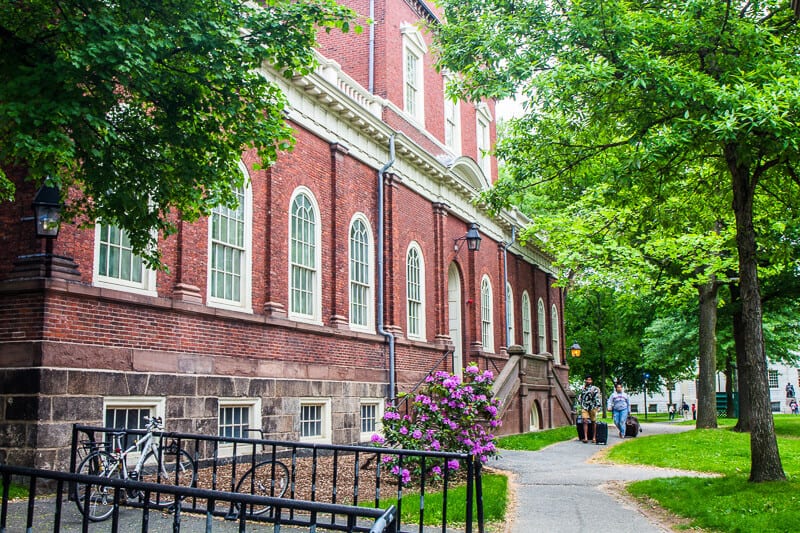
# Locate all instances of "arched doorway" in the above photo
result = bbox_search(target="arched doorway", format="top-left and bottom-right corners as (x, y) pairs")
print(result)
(529, 400), (542, 431)
(447, 263), (463, 376)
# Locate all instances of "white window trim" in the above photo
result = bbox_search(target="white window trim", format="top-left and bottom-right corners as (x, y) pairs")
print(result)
(299, 398), (332, 444)
(217, 397), (262, 458)
(443, 73), (461, 153)
(359, 399), (384, 443)
(521, 291), (532, 354)
(481, 275), (494, 353)
(551, 304), (560, 360)
(537, 298), (547, 354)
(207, 161), (253, 313)
(401, 23), (427, 125)
(505, 283), (515, 347)
(406, 241), (427, 341)
(103, 397), (166, 466)
(93, 225), (157, 296)
(288, 187), (323, 325)
(476, 103), (493, 178)
(348, 213), (375, 333)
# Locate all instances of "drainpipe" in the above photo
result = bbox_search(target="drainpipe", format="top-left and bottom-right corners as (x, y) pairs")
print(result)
(378, 135), (396, 401)
(368, 0), (375, 94)
(502, 226), (516, 348)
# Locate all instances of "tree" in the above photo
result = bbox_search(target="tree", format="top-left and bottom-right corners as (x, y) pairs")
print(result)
(0, 0), (355, 268)
(435, 0), (800, 481)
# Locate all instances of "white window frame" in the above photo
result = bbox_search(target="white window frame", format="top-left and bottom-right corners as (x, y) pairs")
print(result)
(217, 397), (262, 457)
(288, 187), (323, 324)
(103, 397), (165, 465)
(349, 214), (375, 332)
(521, 291), (532, 354)
(481, 275), (494, 353)
(93, 224), (157, 296)
(406, 242), (426, 340)
(207, 162), (253, 312)
(443, 73), (461, 152)
(768, 369), (779, 389)
(359, 399), (384, 442)
(476, 103), (493, 178)
(505, 283), (515, 347)
(401, 23), (427, 124)
(537, 298), (547, 353)
(299, 398), (332, 444)
(551, 304), (560, 360)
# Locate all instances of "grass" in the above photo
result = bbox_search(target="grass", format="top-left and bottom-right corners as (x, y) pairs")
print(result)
(607, 415), (800, 532)
(363, 473), (507, 527)
(3, 483), (27, 500)
(496, 424), (578, 451)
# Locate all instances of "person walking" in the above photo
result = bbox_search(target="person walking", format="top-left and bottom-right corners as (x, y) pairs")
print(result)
(668, 404), (676, 421)
(790, 399), (798, 415)
(607, 383), (631, 438)
(578, 375), (602, 443)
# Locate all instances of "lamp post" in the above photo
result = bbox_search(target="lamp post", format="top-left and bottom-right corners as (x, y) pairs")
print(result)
(643, 372), (650, 420)
(453, 222), (482, 253)
(32, 184), (62, 238)
(569, 342), (581, 358)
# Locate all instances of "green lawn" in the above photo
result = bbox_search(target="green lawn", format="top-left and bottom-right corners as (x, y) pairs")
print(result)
(496, 425), (578, 451)
(363, 472), (507, 528)
(607, 415), (800, 532)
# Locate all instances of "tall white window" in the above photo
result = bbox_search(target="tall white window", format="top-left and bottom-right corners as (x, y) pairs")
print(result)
(521, 291), (532, 354)
(209, 180), (252, 311)
(289, 188), (321, 323)
(443, 74), (461, 151)
(406, 243), (426, 340)
(104, 397), (165, 431)
(401, 24), (427, 123)
(481, 276), (494, 353)
(218, 399), (260, 440)
(349, 215), (374, 331)
(476, 104), (493, 178)
(94, 224), (156, 295)
(537, 298), (547, 353)
(551, 304), (560, 360)
(505, 283), (515, 347)
(768, 370), (779, 389)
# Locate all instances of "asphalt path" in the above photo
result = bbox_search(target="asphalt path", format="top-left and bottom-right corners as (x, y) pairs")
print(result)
(490, 421), (704, 533)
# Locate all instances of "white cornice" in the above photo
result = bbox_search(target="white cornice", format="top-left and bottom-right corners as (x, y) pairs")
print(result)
(257, 53), (558, 275)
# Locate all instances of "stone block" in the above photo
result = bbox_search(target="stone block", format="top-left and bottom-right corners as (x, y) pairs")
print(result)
(197, 376), (233, 397)
(52, 396), (102, 422)
(0, 368), (41, 394)
(5, 396), (38, 421)
(35, 422), (74, 449)
(67, 371), (120, 395)
(38, 369), (69, 394)
(147, 374), (196, 396)
(248, 378), (274, 398)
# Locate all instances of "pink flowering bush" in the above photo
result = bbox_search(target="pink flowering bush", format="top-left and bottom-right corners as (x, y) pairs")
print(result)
(372, 363), (502, 484)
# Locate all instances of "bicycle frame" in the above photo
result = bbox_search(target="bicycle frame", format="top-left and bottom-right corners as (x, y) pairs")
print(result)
(110, 416), (164, 480)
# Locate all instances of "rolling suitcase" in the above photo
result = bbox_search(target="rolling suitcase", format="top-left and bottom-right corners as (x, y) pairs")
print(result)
(625, 415), (642, 438)
(576, 417), (586, 441)
(594, 421), (608, 445)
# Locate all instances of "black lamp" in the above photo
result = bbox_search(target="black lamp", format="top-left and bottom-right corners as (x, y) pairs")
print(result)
(570, 342), (582, 358)
(454, 222), (482, 252)
(32, 184), (62, 238)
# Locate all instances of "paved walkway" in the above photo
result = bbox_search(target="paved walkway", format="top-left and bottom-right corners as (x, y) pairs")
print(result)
(491, 422), (702, 533)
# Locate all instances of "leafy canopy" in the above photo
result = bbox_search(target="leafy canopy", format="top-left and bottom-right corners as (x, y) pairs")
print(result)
(0, 0), (356, 268)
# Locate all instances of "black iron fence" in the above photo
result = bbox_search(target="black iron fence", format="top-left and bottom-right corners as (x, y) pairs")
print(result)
(67, 424), (485, 533)
(1, 463), (397, 533)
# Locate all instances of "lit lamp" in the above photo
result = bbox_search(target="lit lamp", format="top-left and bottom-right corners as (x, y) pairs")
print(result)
(32, 184), (62, 238)
(570, 342), (582, 358)
(454, 222), (482, 252)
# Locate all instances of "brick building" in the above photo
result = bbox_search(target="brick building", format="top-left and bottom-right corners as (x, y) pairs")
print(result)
(0, 0), (573, 469)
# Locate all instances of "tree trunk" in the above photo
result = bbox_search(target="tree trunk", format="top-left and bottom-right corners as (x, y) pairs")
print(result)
(730, 281), (751, 431)
(726, 144), (785, 482)
(724, 358), (734, 418)
(697, 279), (718, 429)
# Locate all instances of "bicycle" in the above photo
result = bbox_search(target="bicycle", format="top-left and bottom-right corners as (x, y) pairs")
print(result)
(74, 416), (197, 522)
(231, 428), (290, 518)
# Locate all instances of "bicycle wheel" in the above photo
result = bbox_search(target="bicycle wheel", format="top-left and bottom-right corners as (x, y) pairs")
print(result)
(139, 448), (196, 507)
(235, 460), (289, 516)
(75, 451), (122, 522)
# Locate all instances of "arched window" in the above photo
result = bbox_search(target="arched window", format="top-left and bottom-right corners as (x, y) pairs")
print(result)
(406, 243), (426, 340)
(349, 215), (374, 331)
(551, 304), (560, 360)
(505, 283), (514, 347)
(289, 188), (321, 322)
(521, 291), (532, 354)
(481, 276), (494, 353)
(208, 163), (252, 311)
(537, 298), (547, 353)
